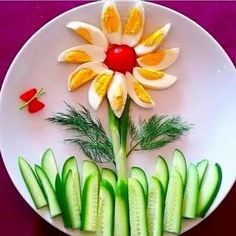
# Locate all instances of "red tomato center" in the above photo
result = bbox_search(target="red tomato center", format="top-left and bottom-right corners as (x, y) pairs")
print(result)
(104, 44), (137, 74)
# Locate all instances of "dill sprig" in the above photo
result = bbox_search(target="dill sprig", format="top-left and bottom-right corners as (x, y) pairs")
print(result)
(47, 103), (114, 163)
(128, 115), (192, 157)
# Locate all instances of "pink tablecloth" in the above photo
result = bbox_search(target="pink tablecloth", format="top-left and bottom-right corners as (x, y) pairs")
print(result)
(0, 1), (235, 235)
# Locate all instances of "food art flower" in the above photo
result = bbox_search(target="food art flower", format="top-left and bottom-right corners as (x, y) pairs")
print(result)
(58, 1), (179, 117)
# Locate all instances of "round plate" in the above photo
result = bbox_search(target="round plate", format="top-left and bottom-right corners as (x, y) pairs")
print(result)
(0, 1), (235, 235)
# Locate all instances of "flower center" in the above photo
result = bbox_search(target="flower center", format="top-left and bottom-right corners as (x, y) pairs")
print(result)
(104, 44), (137, 74)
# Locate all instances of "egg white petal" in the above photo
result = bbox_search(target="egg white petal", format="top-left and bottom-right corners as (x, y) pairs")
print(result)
(133, 67), (177, 90)
(121, 2), (145, 47)
(137, 48), (180, 70)
(67, 21), (109, 51)
(107, 72), (127, 118)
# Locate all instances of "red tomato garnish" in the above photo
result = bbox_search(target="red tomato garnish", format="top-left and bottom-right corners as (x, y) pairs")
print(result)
(104, 44), (137, 74)
(20, 88), (37, 102)
(28, 99), (45, 113)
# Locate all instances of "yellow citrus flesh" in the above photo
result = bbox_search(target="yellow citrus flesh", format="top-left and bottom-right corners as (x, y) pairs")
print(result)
(138, 68), (165, 80)
(139, 51), (165, 66)
(133, 82), (152, 104)
(75, 28), (93, 43)
(102, 6), (119, 33)
(113, 85), (123, 111)
(141, 28), (164, 46)
(95, 73), (113, 97)
(65, 51), (92, 63)
(70, 68), (97, 91)
(123, 7), (142, 35)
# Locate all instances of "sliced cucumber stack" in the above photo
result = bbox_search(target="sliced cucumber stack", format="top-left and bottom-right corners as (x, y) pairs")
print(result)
(18, 157), (47, 209)
(197, 163), (222, 217)
(41, 148), (58, 189)
(128, 178), (148, 236)
(131, 166), (148, 198)
(154, 156), (169, 194)
(164, 169), (184, 234)
(197, 159), (209, 186)
(101, 168), (117, 193)
(114, 179), (129, 236)
(35, 165), (61, 217)
(147, 176), (164, 236)
(182, 164), (199, 218)
(97, 180), (115, 236)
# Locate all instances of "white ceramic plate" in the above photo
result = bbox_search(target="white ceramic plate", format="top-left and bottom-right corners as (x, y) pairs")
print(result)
(0, 1), (235, 235)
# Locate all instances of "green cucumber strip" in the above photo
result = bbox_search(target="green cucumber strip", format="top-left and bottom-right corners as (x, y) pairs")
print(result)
(62, 156), (81, 213)
(82, 160), (99, 187)
(18, 157), (47, 209)
(35, 165), (61, 217)
(131, 166), (148, 198)
(164, 169), (184, 234)
(64, 170), (81, 229)
(173, 149), (187, 186)
(97, 180), (115, 236)
(101, 168), (117, 193)
(197, 159), (209, 186)
(182, 164), (199, 218)
(41, 148), (58, 189)
(114, 179), (129, 236)
(197, 163), (222, 217)
(128, 178), (148, 236)
(147, 176), (164, 236)
(55, 175), (71, 228)
(81, 172), (100, 232)
(154, 156), (169, 194)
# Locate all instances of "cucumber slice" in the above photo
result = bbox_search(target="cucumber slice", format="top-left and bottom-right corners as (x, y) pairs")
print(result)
(147, 176), (164, 236)
(154, 156), (169, 194)
(62, 156), (81, 213)
(182, 164), (199, 218)
(18, 157), (47, 209)
(101, 168), (117, 193)
(128, 178), (148, 236)
(197, 159), (209, 186)
(97, 180), (115, 236)
(35, 165), (61, 217)
(82, 160), (99, 187)
(64, 170), (81, 229)
(41, 148), (58, 189)
(197, 163), (222, 217)
(164, 169), (184, 234)
(114, 179), (129, 236)
(131, 166), (148, 197)
(173, 149), (187, 186)
(81, 172), (100, 231)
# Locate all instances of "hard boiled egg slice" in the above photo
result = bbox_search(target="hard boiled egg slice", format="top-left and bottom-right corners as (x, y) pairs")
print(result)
(133, 67), (177, 90)
(58, 44), (106, 64)
(68, 62), (107, 91)
(135, 23), (171, 56)
(101, 0), (122, 44)
(107, 72), (127, 118)
(137, 48), (180, 70)
(67, 21), (109, 51)
(126, 72), (154, 108)
(121, 2), (145, 47)
(88, 70), (114, 110)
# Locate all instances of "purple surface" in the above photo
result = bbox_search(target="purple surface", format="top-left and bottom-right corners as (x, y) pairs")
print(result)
(0, 1), (235, 235)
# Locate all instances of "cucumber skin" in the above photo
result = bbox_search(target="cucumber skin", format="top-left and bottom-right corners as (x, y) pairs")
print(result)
(102, 168), (117, 193)
(82, 160), (99, 187)
(197, 159), (209, 186)
(197, 163), (222, 217)
(35, 165), (61, 217)
(18, 157), (47, 209)
(114, 179), (129, 236)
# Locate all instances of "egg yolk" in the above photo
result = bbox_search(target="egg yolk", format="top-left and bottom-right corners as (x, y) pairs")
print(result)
(102, 6), (120, 33)
(69, 68), (97, 91)
(95, 73), (113, 97)
(65, 51), (92, 63)
(124, 7), (142, 35)
(138, 68), (164, 80)
(133, 82), (152, 104)
(141, 28), (164, 46)
(113, 85), (123, 111)
(76, 28), (93, 44)
(139, 51), (165, 66)
(105, 44), (137, 73)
